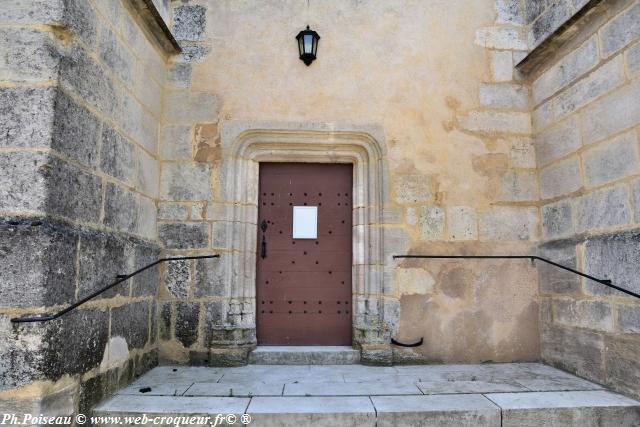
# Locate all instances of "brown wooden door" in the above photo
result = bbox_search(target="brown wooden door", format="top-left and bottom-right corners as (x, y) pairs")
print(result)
(256, 163), (353, 345)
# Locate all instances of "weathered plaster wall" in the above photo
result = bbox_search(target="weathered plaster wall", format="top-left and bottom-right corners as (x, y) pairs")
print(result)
(157, 0), (541, 365)
(527, 0), (640, 399)
(0, 0), (166, 414)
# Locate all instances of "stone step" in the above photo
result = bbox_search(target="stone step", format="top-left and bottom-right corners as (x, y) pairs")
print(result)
(93, 390), (640, 427)
(248, 345), (360, 365)
(92, 364), (640, 426)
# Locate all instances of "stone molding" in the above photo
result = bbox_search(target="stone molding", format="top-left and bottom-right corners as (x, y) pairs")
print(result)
(218, 124), (393, 347)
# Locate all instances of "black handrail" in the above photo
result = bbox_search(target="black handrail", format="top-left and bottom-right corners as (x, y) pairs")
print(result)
(10, 255), (220, 323)
(393, 255), (640, 300)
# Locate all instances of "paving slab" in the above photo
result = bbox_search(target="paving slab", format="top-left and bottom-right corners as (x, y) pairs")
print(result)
(94, 394), (249, 414)
(284, 381), (422, 396)
(372, 394), (501, 427)
(486, 390), (640, 427)
(184, 382), (284, 397)
(247, 396), (376, 426)
(118, 382), (193, 396)
(417, 380), (527, 394)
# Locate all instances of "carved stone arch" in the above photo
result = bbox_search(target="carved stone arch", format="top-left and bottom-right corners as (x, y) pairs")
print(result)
(216, 122), (393, 357)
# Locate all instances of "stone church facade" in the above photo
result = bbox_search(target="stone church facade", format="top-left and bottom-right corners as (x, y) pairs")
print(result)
(0, 0), (639, 416)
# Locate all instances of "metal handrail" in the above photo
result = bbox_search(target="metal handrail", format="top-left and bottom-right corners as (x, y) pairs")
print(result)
(10, 255), (220, 323)
(393, 255), (640, 300)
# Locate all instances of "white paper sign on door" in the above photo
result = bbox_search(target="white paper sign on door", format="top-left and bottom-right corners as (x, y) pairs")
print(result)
(292, 206), (318, 239)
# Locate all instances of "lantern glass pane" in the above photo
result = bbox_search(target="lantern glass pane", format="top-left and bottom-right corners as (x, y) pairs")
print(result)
(298, 37), (304, 56)
(303, 34), (313, 54)
(312, 37), (318, 55)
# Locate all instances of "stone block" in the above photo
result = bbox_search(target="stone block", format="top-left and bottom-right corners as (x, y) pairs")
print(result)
(538, 241), (581, 295)
(0, 314), (45, 389)
(599, 1), (640, 58)
(626, 42), (640, 76)
(447, 206), (477, 241)
(63, 0), (98, 47)
(59, 44), (118, 118)
(194, 255), (226, 297)
(529, 1), (579, 49)
(160, 125), (192, 160)
(100, 127), (136, 185)
(136, 148), (159, 198)
(158, 223), (209, 249)
(168, 63), (192, 88)
(554, 300), (614, 332)
(0, 0), (65, 25)
(43, 307), (110, 379)
(634, 178), (640, 223)
(179, 43), (211, 63)
(533, 35), (599, 103)
(160, 162), (212, 201)
(584, 230), (640, 297)
(459, 111), (532, 134)
(475, 26), (527, 50)
(173, 5), (206, 41)
(553, 55), (626, 120)
(540, 157), (582, 199)
(136, 195), (157, 239)
(500, 170), (538, 202)
(211, 221), (228, 248)
(542, 200), (573, 239)
(98, 27), (133, 84)
(374, 394), (500, 427)
(116, 93), (157, 154)
(488, 390), (640, 427)
(541, 324), (605, 383)
(489, 50), (513, 82)
(392, 174), (433, 204)
(104, 182), (138, 234)
(159, 302), (172, 341)
(0, 87), (56, 149)
(479, 83), (529, 110)
(508, 137), (536, 168)
(52, 90), (101, 168)
(535, 116), (581, 167)
(604, 336), (640, 400)
(0, 151), (102, 221)
(111, 301), (150, 350)
(0, 218), (77, 308)
(163, 91), (218, 124)
(175, 302), (200, 348)
(532, 99), (554, 131)
(158, 202), (189, 220)
(77, 231), (130, 300)
(496, 0), (525, 24)
(575, 185), (631, 233)
(202, 301), (227, 344)
(618, 305), (640, 333)
(191, 202), (206, 220)
(164, 259), (190, 298)
(479, 207), (538, 241)
(582, 78), (640, 145)
(130, 243), (159, 297)
(419, 206), (444, 241)
(583, 131), (639, 187)
(0, 27), (60, 81)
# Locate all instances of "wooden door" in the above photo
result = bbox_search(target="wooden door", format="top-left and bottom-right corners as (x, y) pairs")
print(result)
(256, 163), (353, 345)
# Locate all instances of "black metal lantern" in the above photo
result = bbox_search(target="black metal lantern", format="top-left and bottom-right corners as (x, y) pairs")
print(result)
(296, 25), (320, 66)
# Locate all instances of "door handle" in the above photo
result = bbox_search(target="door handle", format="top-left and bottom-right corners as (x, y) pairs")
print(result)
(260, 220), (268, 259)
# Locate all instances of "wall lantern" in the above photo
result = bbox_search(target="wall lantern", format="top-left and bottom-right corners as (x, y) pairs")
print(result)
(296, 25), (320, 66)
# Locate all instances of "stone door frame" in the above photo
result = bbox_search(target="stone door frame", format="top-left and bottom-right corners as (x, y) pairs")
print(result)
(220, 123), (391, 349)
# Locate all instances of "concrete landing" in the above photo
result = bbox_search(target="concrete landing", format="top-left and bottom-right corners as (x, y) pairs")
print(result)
(248, 345), (360, 365)
(94, 363), (640, 426)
